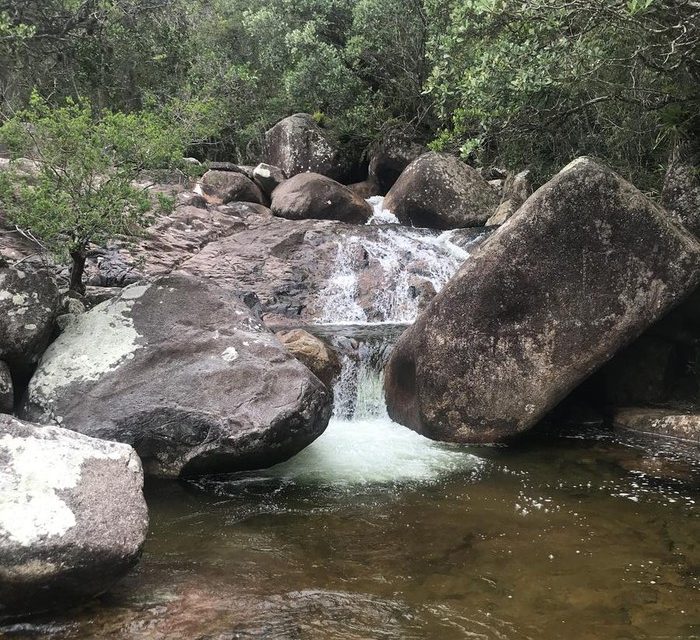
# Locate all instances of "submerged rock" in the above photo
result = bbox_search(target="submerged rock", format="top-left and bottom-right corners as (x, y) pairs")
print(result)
(0, 361), (12, 413)
(0, 414), (147, 620)
(200, 169), (265, 205)
(22, 274), (332, 477)
(613, 407), (700, 443)
(263, 113), (342, 180)
(270, 172), (372, 224)
(384, 157), (700, 443)
(383, 152), (498, 229)
(0, 265), (60, 368)
(276, 329), (341, 387)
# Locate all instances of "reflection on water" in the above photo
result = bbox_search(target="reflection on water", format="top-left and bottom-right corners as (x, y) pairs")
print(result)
(4, 423), (698, 640)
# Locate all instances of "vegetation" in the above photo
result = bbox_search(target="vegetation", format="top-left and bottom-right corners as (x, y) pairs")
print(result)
(0, 0), (697, 279)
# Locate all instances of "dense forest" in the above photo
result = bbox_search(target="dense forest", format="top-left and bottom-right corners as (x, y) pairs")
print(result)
(1, 0), (698, 190)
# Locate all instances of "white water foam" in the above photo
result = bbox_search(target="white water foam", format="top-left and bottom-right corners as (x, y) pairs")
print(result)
(366, 195), (400, 225)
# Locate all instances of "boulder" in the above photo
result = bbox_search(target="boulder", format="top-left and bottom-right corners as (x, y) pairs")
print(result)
(384, 158), (700, 443)
(253, 163), (286, 198)
(271, 173), (372, 224)
(348, 178), (381, 200)
(263, 113), (342, 180)
(368, 132), (426, 194)
(662, 144), (700, 237)
(0, 414), (147, 620)
(613, 407), (700, 443)
(276, 329), (341, 387)
(383, 152), (499, 229)
(0, 361), (12, 413)
(176, 191), (208, 209)
(200, 170), (265, 205)
(22, 274), (332, 478)
(486, 169), (532, 226)
(0, 265), (60, 368)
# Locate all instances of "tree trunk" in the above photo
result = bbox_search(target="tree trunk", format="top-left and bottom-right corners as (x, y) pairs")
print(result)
(69, 248), (87, 295)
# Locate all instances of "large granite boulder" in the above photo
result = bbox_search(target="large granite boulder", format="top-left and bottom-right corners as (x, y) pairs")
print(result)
(0, 361), (12, 413)
(253, 163), (286, 198)
(270, 173), (372, 224)
(368, 132), (426, 195)
(383, 152), (498, 229)
(22, 274), (332, 477)
(0, 414), (147, 620)
(200, 169), (265, 205)
(384, 158), (700, 443)
(662, 144), (700, 237)
(263, 113), (342, 180)
(0, 265), (60, 368)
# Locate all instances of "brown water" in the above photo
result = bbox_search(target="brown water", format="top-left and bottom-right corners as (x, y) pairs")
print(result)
(3, 422), (698, 640)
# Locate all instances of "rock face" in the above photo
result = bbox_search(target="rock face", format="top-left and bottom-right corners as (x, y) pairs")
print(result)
(200, 169), (265, 205)
(486, 169), (532, 226)
(270, 173), (372, 224)
(0, 414), (147, 620)
(22, 274), (332, 478)
(384, 158), (700, 443)
(253, 163), (286, 198)
(662, 145), (700, 237)
(613, 407), (700, 443)
(383, 152), (498, 229)
(368, 132), (426, 194)
(0, 361), (12, 413)
(263, 113), (341, 180)
(0, 265), (60, 368)
(276, 329), (341, 387)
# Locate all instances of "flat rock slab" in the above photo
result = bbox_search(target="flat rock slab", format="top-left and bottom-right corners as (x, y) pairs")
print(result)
(385, 158), (700, 443)
(613, 407), (700, 443)
(22, 274), (332, 478)
(0, 414), (147, 620)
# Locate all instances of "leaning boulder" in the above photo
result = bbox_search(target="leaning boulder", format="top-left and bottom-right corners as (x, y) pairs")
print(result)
(383, 152), (498, 229)
(0, 265), (60, 368)
(271, 173), (372, 224)
(0, 361), (13, 413)
(23, 274), (332, 477)
(264, 113), (342, 180)
(385, 157), (700, 443)
(0, 414), (147, 620)
(276, 329), (341, 388)
(200, 169), (265, 205)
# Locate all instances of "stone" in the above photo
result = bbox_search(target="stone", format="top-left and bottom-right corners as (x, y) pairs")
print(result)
(368, 132), (426, 194)
(383, 152), (499, 229)
(253, 163), (286, 198)
(263, 113), (342, 180)
(486, 169), (532, 226)
(662, 144), (700, 237)
(613, 407), (700, 443)
(200, 170), (265, 205)
(384, 157), (700, 443)
(276, 329), (341, 387)
(177, 191), (208, 209)
(0, 414), (147, 620)
(270, 172), (372, 224)
(0, 265), (60, 368)
(22, 274), (332, 478)
(347, 178), (381, 199)
(0, 362), (12, 413)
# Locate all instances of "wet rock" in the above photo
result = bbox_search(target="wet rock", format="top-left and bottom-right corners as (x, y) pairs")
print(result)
(368, 132), (426, 194)
(383, 152), (499, 229)
(271, 173), (372, 224)
(385, 157), (700, 443)
(22, 274), (332, 478)
(253, 163), (286, 198)
(613, 407), (700, 443)
(348, 178), (381, 199)
(276, 329), (341, 387)
(0, 361), (13, 413)
(662, 145), (700, 237)
(263, 113), (342, 180)
(200, 170), (265, 205)
(0, 265), (60, 368)
(0, 414), (147, 620)
(486, 169), (532, 226)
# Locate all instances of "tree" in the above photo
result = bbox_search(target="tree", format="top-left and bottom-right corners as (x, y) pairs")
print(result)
(0, 92), (186, 292)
